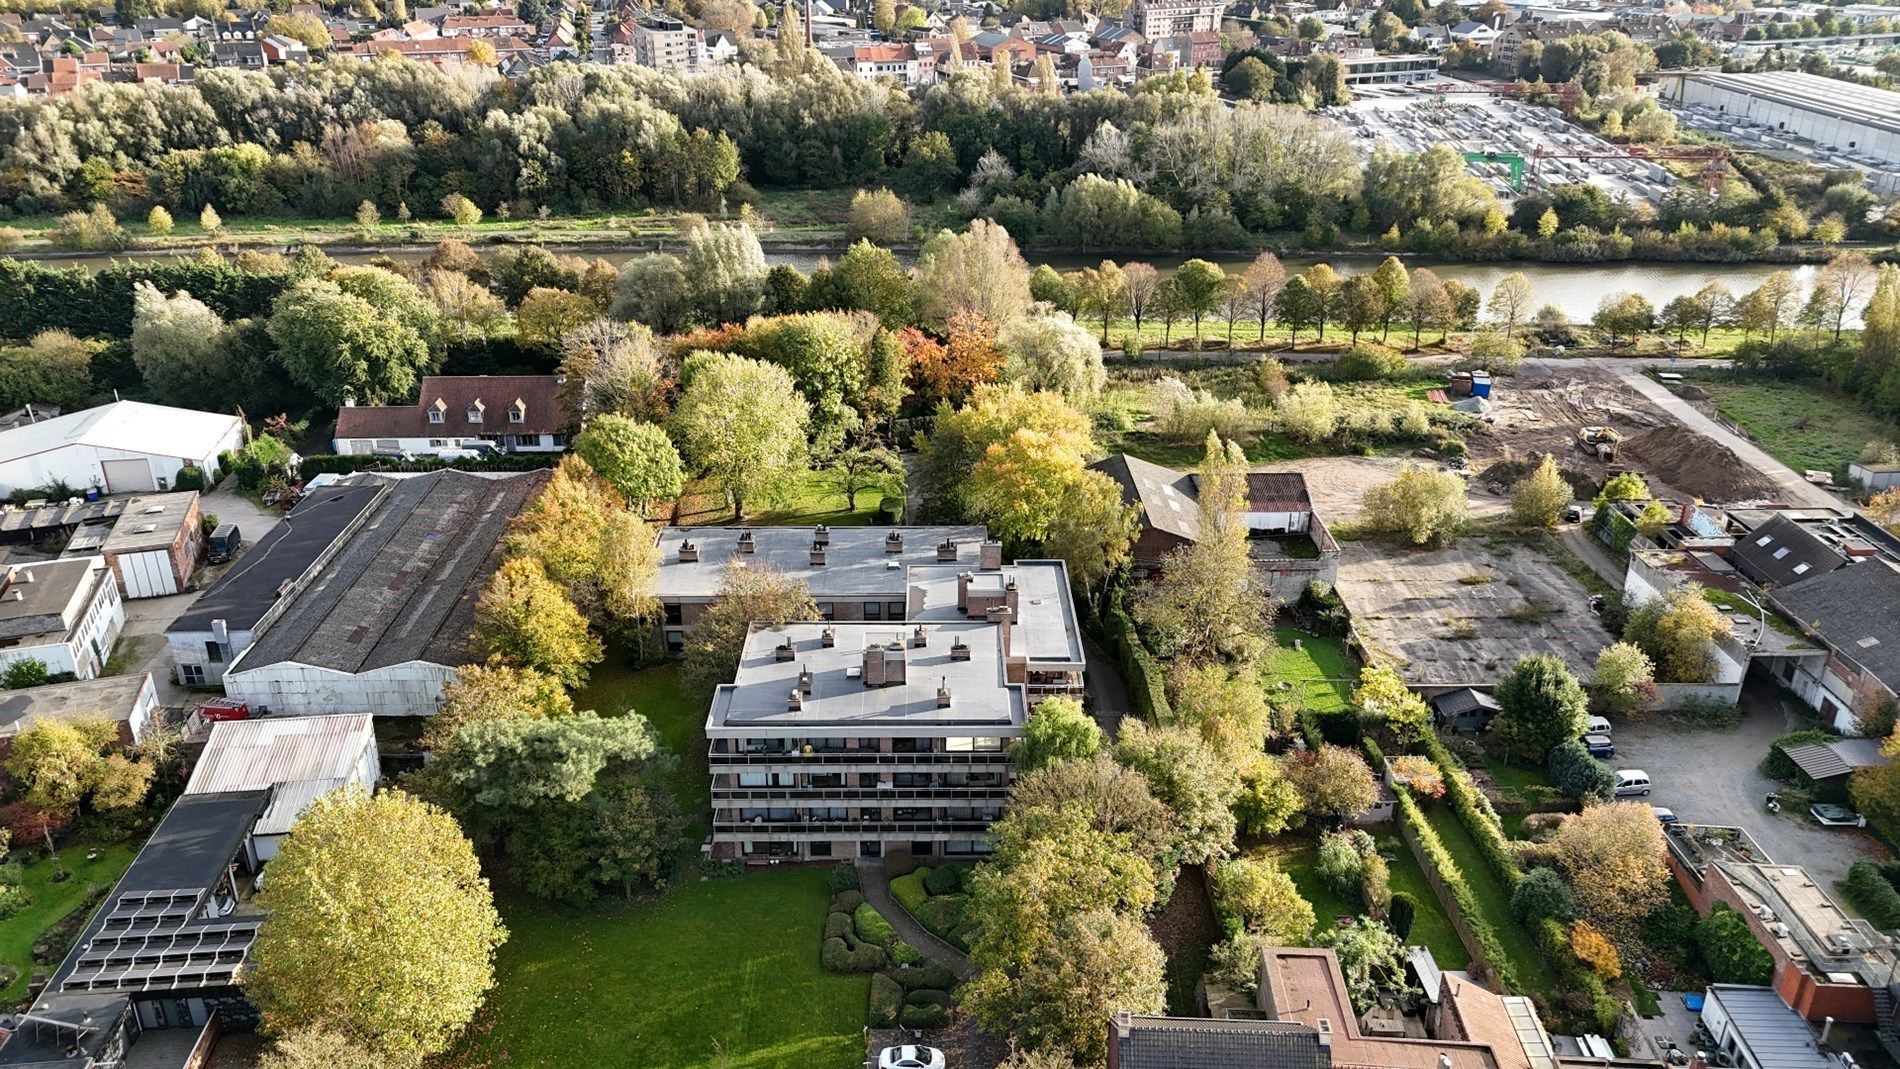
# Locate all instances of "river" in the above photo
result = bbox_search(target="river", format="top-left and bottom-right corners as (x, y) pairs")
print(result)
(17, 244), (1822, 325)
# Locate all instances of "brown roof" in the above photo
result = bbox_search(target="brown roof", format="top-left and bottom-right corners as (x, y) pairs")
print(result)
(853, 42), (916, 61)
(1246, 472), (1313, 513)
(1260, 948), (1510, 1069)
(333, 375), (570, 441)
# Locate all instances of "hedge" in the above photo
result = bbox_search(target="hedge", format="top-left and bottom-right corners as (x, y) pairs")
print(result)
(824, 911), (853, 940)
(0, 257), (298, 339)
(297, 452), (563, 477)
(1844, 862), (1900, 929)
(868, 974), (904, 1028)
(854, 902), (897, 948)
(905, 989), (953, 1010)
(899, 1003), (948, 1029)
(828, 864), (861, 892)
(924, 864), (966, 896)
(1420, 731), (1521, 890)
(1394, 788), (1520, 993)
(1099, 601), (1171, 721)
(821, 936), (887, 973)
(890, 870), (929, 916)
(897, 958), (958, 992)
(829, 890), (866, 914)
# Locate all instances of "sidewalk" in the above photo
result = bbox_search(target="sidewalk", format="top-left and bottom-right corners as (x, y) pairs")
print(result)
(856, 862), (973, 980)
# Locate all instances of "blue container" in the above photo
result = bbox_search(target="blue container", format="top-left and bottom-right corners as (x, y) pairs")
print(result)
(84, 487), (100, 502)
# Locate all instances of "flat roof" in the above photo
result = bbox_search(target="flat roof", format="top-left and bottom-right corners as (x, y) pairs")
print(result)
(170, 483), (385, 634)
(0, 557), (103, 645)
(909, 560), (1084, 664)
(0, 672), (150, 735)
(655, 526), (989, 599)
(1259, 947), (1510, 1069)
(98, 491), (196, 554)
(708, 621), (1027, 735)
(234, 469), (549, 673)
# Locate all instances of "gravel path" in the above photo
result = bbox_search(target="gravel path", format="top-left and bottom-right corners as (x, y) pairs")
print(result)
(856, 862), (974, 980)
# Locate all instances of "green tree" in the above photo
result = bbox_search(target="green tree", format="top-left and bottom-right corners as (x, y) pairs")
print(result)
(505, 455), (659, 629)
(670, 353), (810, 519)
(1547, 739), (1615, 801)
(1491, 654), (1589, 763)
(1510, 454), (1571, 528)
(1286, 743), (1379, 824)
(914, 220), (1034, 328)
(964, 908), (1165, 1064)
(1352, 664), (1431, 748)
(5, 717), (124, 811)
(1210, 855), (1315, 944)
(1172, 259), (1227, 349)
(846, 187), (910, 244)
(996, 313), (1105, 401)
(968, 428), (1092, 544)
(680, 563), (818, 699)
(1593, 291), (1655, 344)
(1114, 720), (1240, 866)
(1623, 587), (1732, 684)
(267, 278), (430, 405)
(424, 660), (574, 749)
(1299, 263), (1342, 342)
(256, 1028), (382, 1069)
(823, 444), (902, 512)
(1369, 256), (1410, 340)
(130, 281), (232, 405)
(1487, 271), (1535, 339)
(1, 658), (50, 689)
(441, 193), (482, 226)
(1696, 905), (1774, 985)
(1363, 463), (1467, 545)
(572, 415), (684, 510)
(1592, 642), (1656, 713)
(146, 204), (173, 236)
(1550, 801), (1669, 940)
(250, 789), (505, 1068)
(1133, 435), (1268, 661)
(1015, 696), (1104, 773)
(471, 557), (602, 689)
(916, 384), (1091, 523)
(1040, 467), (1137, 607)
(1318, 918), (1416, 1012)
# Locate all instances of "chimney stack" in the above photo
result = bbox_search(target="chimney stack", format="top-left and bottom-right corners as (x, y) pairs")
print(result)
(736, 529), (755, 554)
(809, 540), (827, 566)
(950, 637), (972, 661)
(979, 540), (1003, 570)
(821, 626), (836, 648)
(797, 665), (814, 695)
(936, 678), (952, 708)
(775, 638), (796, 662)
(936, 539), (957, 562)
(885, 530), (904, 553)
(787, 687), (803, 712)
(677, 539), (699, 563)
(813, 523), (830, 547)
(912, 625), (927, 648)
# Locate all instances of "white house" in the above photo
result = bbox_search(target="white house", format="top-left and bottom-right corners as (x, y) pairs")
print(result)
(330, 375), (571, 456)
(0, 557), (125, 681)
(181, 713), (380, 865)
(0, 401), (245, 497)
(1449, 19), (1501, 45)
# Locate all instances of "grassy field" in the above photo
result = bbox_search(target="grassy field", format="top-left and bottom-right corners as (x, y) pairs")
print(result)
(1262, 627), (1357, 714)
(674, 470), (892, 528)
(1697, 378), (1898, 477)
(1260, 834), (1471, 971)
(0, 843), (137, 1003)
(449, 868), (869, 1069)
(1418, 805), (1558, 998)
(575, 662), (706, 832)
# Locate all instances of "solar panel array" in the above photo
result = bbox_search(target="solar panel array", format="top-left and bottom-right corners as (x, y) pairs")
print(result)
(60, 889), (259, 993)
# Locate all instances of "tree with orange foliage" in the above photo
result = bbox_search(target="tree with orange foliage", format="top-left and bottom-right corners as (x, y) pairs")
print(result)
(1568, 919), (1621, 980)
(904, 312), (1002, 411)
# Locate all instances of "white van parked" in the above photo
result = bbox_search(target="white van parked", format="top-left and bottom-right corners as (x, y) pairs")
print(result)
(1586, 716), (1613, 737)
(1613, 770), (1651, 797)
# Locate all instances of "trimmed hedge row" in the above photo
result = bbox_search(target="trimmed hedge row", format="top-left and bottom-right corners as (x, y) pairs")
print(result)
(1100, 601), (1171, 722)
(1420, 731), (1521, 891)
(1395, 788), (1521, 994)
(869, 974), (904, 1027)
(1845, 862), (1900, 930)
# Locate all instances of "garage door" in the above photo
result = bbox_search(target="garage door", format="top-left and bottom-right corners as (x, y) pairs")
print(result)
(101, 459), (155, 493)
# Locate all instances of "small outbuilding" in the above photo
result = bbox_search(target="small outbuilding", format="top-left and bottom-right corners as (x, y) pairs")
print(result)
(1431, 687), (1500, 733)
(94, 491), (202, 598)
(0, 557), (125, 681)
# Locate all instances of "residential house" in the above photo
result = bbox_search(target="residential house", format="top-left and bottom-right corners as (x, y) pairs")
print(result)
(703, 27), (742, 63)
(1698, 985), (1842, 1069)
(0, 557), (124, 681)
(439, 11), (534, 35)
(1770, 558), (1900, 732)
(330, 375), (572, 456)
(1449, 18), (1501, 46)
(841, 41), (928, 84)
(628, 14), (701, 70)
(1126, 0), (1223, 38)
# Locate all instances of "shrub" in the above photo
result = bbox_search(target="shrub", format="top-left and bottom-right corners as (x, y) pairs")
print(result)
(0, 883), (28, 921)
(2, 659), (50, 690)
(884, 846), (918, 879)
(1510, 868), (1578, 925)
(917, 894), (968, 947)
(854, 902), (896, 948)
(890, 870), (928, 916)
(828, 863), (861, 893)
(924, 863), (965, 896)
(821, 936), (888, 973)
(868, 973), (904, 1027)
(889, 939), (922, 967)
(1844, 862), (1900, 930)
(172, 465), (205, 492)
(1360, 852), (1392, 915)
(905, 988), (953, 1009)
(899, 1003), (948, 1029)
(824, 911), (853, 940)
(1317, 830), (1369, 895)
(1387, 891), (1415, 940)
(1333, 343), (1410, 381)
(830, 890), (866, 914)
(1547, 740), (1615, 802)
(900, 958), (958, 992)
(1569, 919), (1622, 981)
(1695, 904), (1773, 985)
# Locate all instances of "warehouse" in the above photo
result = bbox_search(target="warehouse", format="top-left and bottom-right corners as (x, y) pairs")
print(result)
(220, 469), (550, 717)
(1660, 70), (1900, 179)
(93, 491), (202, 599)
(182, 713), (379, 864)
(0, 401), (245, 498)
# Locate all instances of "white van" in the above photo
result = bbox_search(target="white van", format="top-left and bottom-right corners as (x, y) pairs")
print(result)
(1586, 716), (1613, 737)
(1613, 770), (1651, 797)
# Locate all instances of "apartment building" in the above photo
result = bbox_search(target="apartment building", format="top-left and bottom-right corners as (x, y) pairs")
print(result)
(630, 15), (700, 71)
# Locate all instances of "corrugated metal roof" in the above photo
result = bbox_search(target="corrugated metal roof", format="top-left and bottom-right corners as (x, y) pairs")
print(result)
(183, 714), (374, 796)
(255, 777), (350, 837)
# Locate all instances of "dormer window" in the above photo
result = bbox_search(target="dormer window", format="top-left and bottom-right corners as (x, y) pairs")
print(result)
(509, 398), (526, 424)
(467, 399), (485, 424)
(429, 398), (446, 424)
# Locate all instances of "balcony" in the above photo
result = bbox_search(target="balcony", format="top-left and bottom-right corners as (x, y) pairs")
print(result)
(712, 819), (995, 836)
(708, 750), (1010, 768)
(712, 786), (1011, 802)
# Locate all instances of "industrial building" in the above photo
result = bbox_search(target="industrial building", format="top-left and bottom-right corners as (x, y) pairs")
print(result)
(1660, 71), (1900, 194)
(219, 469), (550, 717)
(182, 714), (379, 864)
(0, 401), (245, 497)
(92, 491), (202, 599)
(0, 557), (124, 681)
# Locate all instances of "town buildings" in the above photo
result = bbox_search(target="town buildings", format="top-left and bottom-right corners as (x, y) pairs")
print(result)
(331, 375), (573, 457)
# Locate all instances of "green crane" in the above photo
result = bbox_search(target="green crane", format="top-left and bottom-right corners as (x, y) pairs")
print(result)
(1461, 151), (1526, 191)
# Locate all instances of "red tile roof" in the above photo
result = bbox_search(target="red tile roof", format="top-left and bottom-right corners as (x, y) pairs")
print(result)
(333, 375), (571, 440)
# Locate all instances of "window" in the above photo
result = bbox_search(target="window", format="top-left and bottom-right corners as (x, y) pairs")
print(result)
(665, 629), (684, 654)
(508, 403), (525, 424)
(1773, 548), (1790, 560)
(863, 601), (883, 620)
(466, 407), (483, 424)
(887, 600), (906, 620)
(1756, 535), (1773, 546)
(663, 602), (683, 625)
(809, 841), (832, 858)
(428, 408), (445, 424)
(1793, 563), (1810, 576)
(945, 737), (1003, 752)
(817, 602), (835, 620)
(204, 640), (225, 663)
(179, 663), (206, 685)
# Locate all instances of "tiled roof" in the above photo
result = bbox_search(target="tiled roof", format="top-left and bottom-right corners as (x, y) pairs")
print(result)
(333, 374), (569, 440)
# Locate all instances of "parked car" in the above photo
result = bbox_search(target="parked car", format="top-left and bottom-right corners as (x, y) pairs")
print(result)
(1582, 733), (1615, 759)
(877, 1046), (945, 1069)
(1652, 806), (1678, 824)
(206, 522), (241, 564)
(370, 448), (416, 462)
(1563, 503), (1585, 523)
(1809, 803), (1867, 828)
(1585, 715), (1612, 737)
(1613, 769), (1651, 797)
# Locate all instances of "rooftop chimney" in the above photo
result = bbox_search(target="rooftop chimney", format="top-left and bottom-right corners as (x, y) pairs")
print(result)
(774, 638), (796, 662)
(677, 539), (699, 563)
(913, 625), (927, 648)
(787, 687), (803, 712)
(936, 539), (957, 562)
(797, 665), (814, 695)
(950, 637), (972, 661)
(810, 541), (827, 566)
(936, 678), (952, 708)
(736, 529), (755, 554)
(979, 540), (1003, 570)
(885, 530), (904, 553)
(822, 626), (836, 648)
(813, 523), (830, 547)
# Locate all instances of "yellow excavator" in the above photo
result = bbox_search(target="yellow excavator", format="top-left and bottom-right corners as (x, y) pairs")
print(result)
(1578, 426), (1620, 462)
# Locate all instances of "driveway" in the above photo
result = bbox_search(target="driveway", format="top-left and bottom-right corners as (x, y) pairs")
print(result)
(1609, 684), (1889, 890)
(1082, 632), (1130, 740)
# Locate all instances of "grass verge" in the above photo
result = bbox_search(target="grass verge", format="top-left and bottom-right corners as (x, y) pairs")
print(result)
(575, 662), (707, 843)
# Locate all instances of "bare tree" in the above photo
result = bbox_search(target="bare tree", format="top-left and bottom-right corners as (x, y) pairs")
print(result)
(1124, 262), (1161, 340)
(1242, 252), (1286, 342)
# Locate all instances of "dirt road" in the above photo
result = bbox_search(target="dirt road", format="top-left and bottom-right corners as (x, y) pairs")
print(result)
(1618, 371), (1848, 510)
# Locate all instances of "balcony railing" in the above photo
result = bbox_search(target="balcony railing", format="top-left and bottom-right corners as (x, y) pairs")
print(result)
(708, 751), (1009, 766)
(712, 819), (995, 835)
(713, 786), (1011, 802)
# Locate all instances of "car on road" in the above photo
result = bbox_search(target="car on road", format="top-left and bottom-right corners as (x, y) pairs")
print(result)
(1582, 733), (1615, 758)
(1809, 803), (1867, 828)
(1613, 769), (1651, 797)
(877, 1046), (945, 1069)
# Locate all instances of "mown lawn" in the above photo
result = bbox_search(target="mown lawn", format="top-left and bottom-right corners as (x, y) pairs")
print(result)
(0, 843), (137, 1003)
(1258, 834), (1470, 971)
(1698, 378), (1898, 477)
(1418, 804), (1559, 998)
(575, 662), (706, 829)
(448, 868), (868, 1069)
(1262, 627), (1357, 714)
(674, 470), (892, 528)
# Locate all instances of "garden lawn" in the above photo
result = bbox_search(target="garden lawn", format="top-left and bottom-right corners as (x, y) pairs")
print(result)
(576, 662), (707, 838)
(0, 843), (137, 1003)
(1698, 378), (1898, 477)
(1419, 805), (1559, 998)
(1259, 835), (1467, 970)
(450, 868), (868, 1069)
(1262, 628), (1356, 714)
(675, 470), (889, 528)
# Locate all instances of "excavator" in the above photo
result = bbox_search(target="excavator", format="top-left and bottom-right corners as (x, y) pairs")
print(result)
(1578, 425), (1620, 462)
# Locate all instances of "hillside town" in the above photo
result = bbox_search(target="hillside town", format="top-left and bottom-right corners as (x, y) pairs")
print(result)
(0, 0), (1892, 1060)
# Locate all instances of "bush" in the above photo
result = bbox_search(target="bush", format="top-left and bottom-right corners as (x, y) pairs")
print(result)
(1333, 343), (1411, 381)
(905, 988), (953, 1009)
(822, 936), (888, 974)
(923, 863), (965, 896)
(172, 465), (205, 492)
(1511, 867), (1579, 925)
(1765, 729), (1834, 781)
(1696, 904), (1773, 985)
(899, 1003), (948, 1029)
(890, 870), (928, 916)
(884, 846), (918, 879)
(1388, 891), (1415, 940)
(830, 890), (866, 914)
(854, 902), (896, 948)
(889, 939), (922, 967)
(0, 883), (29, 922)
(824, 911), (854, 940)
(868, 973), (904, 1027)
(1547, 740), (1615, 802)
(828, 863), (861, 893)
(917, 894), (969, 948)
(1844, 862), (1900, 930)
(1360, 852), (1392, 915)
(1317, 831), (1369, 895)
(899, 958), (958, 992)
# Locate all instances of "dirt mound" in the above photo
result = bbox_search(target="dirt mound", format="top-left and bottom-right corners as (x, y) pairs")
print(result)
(1675, 384), (1711, 401)
(1620, 427), (1777, 502)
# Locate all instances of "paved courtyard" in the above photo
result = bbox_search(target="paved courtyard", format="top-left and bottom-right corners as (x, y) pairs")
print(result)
(1609, 683), (1890, 890)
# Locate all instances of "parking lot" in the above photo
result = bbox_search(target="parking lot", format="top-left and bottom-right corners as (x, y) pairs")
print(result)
(1607, 683), (1889, 890)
